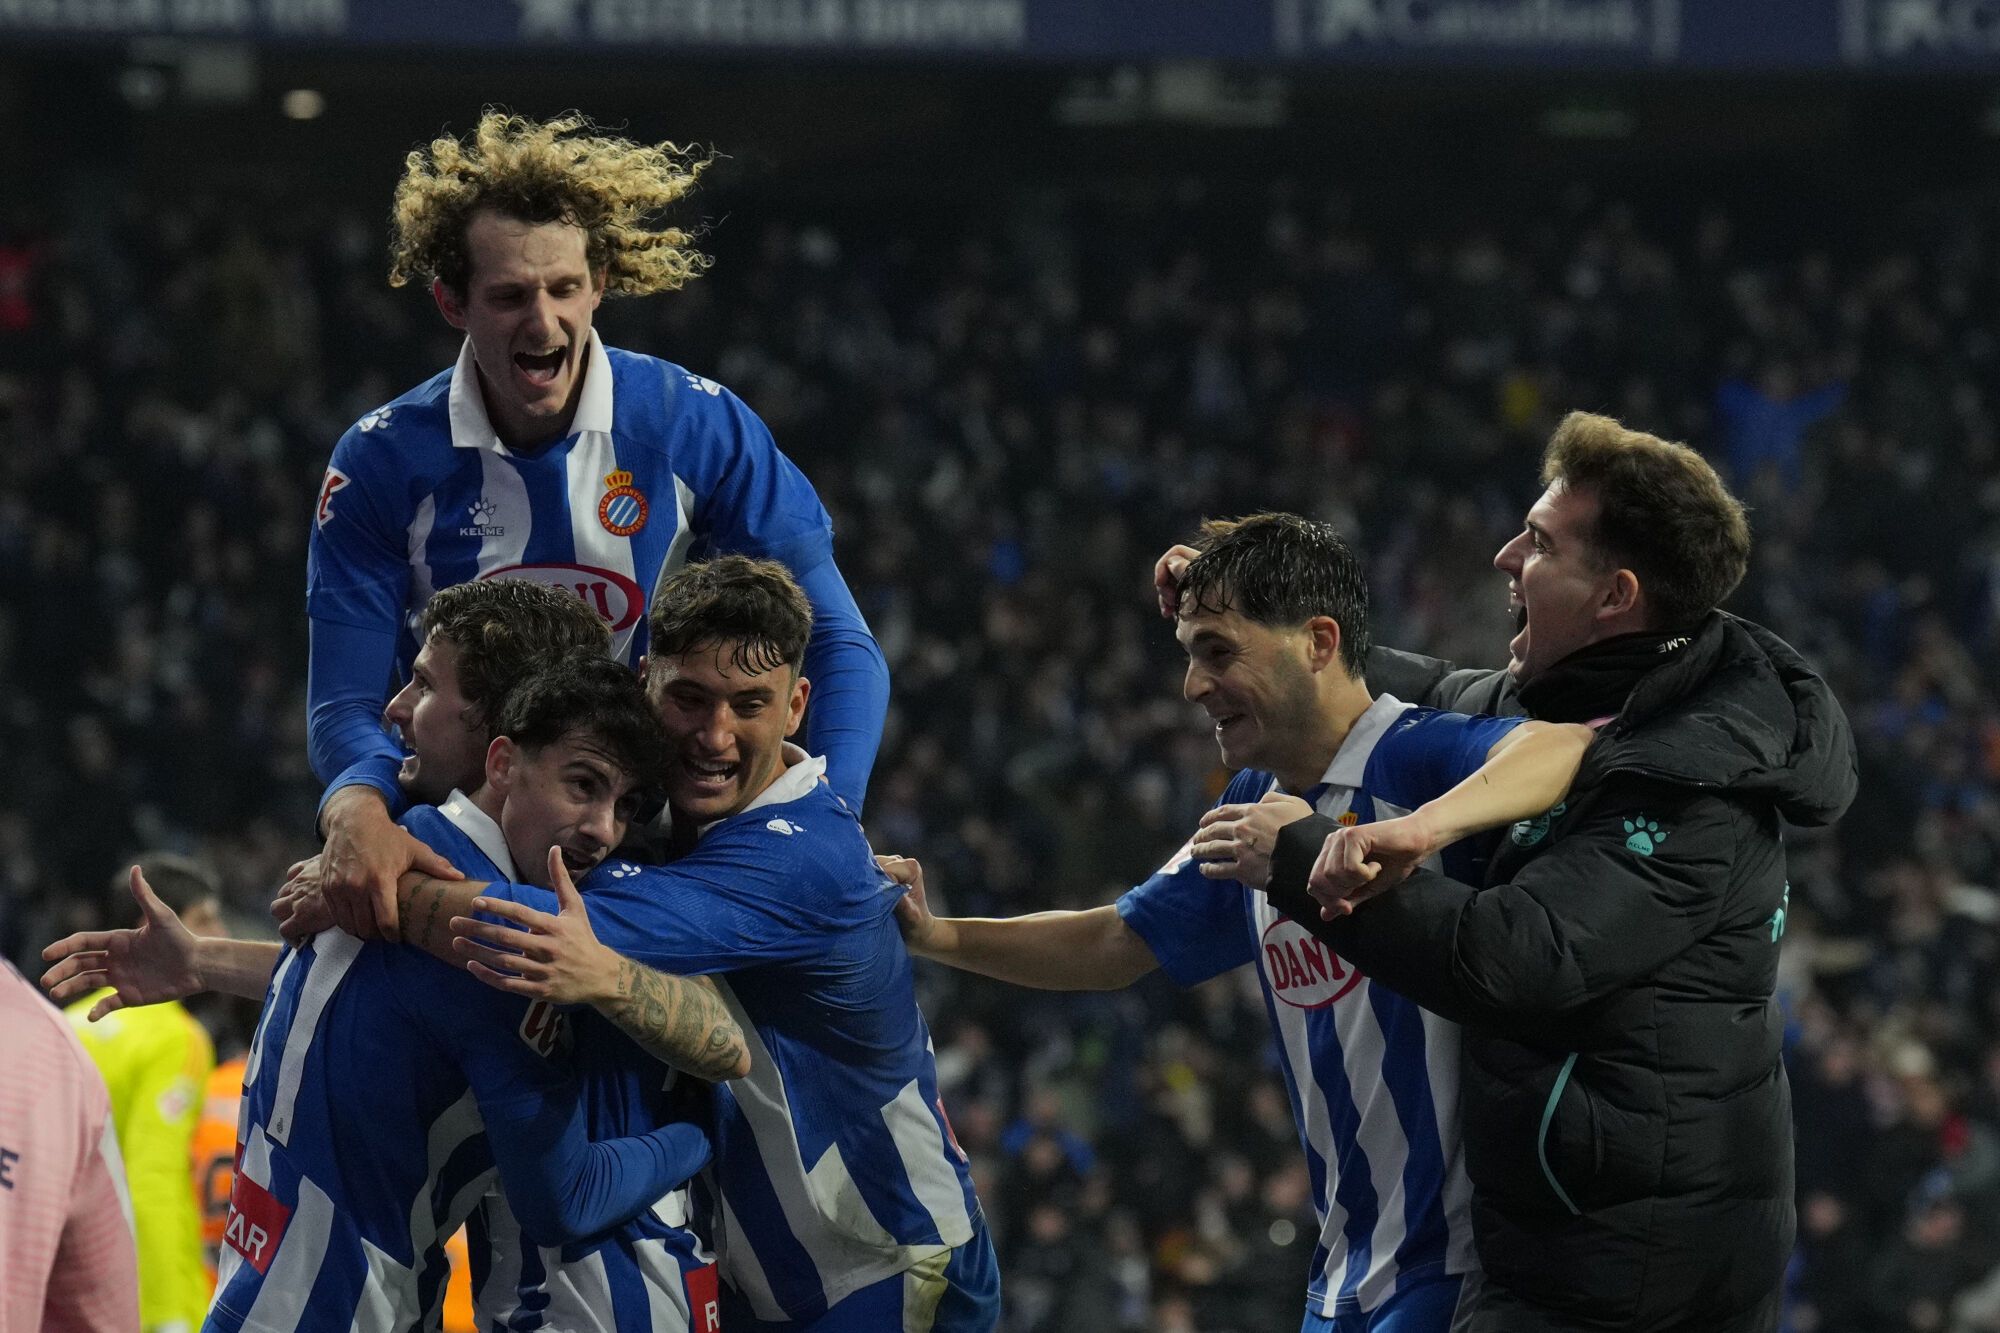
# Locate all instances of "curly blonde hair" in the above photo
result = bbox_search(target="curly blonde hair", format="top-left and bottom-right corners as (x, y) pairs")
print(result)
(389, 110), (711, 297)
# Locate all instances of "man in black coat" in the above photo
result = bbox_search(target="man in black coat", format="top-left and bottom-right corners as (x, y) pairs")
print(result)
(1165, 412), (1857, 1333)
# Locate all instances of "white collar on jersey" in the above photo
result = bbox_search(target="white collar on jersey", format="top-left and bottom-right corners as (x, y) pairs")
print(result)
(439, 789), (520, 882)
(697, 744), (827, 838)
(447, 328), (616, 452)
(1315, 692), (1417, 792)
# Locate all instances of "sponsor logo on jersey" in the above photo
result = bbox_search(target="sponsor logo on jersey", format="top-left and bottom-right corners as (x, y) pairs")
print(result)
(223, 1170), (292, 1275)
(459, 495), (506, 539)
(479, 562), (645, 631)
(518, 999), (571, 1059)
(316, 467), (349, 527)
(597, 468), (649, 537)
(358, 407), (393, 431)
(1260, 918), (1363, 1009)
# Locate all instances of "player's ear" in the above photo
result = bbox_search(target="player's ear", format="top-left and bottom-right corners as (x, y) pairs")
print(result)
(486, 735), (517, 795)
(1304, 615), (1343, 675)
(784, 673), (811, 739)
(433, 278), (469, 331)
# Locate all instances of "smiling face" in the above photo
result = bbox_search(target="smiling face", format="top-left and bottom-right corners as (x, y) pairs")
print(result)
(383, 634), (488, 805)
(645, 640), (810, 824)
(434, 209), (604, 450)
(487, 731), (640, 887)
(1177, 606), (1326, 777)
(1492, 481), (1627, 683)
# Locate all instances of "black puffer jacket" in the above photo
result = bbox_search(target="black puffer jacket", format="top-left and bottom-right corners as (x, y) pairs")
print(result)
(1270, 614), (1857, 1331)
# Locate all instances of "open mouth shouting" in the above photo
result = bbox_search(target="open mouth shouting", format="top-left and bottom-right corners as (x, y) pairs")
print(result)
(679, 755), (741, 802)
(514, 345), (568, 389)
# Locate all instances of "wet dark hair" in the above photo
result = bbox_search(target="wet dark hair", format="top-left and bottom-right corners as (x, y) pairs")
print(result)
(1177, 512), (1372, 677)
(495, 653), (666, 791)
(110, 852), (220, 920)
(647, 555), (813, 678)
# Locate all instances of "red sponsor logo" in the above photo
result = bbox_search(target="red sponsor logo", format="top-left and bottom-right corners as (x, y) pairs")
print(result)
(1260, 918), (1362, 1010)
(316, 468), (349, 527)
(222, 1170), (291, 1274)
(479, 563), (644, 632)
(518, 999), (570, 1059)
(685, 1262), (721, 1333)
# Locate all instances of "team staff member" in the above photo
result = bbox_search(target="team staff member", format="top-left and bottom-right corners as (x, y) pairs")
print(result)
(65, 855), (224, 1333)
(311, 110), (889, 941)
(1173, 413), (1858, 1333)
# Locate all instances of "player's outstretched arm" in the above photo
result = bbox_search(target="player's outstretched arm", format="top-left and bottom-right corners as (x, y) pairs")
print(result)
(881, 854), (1159, 991)
(452, 850), (749, 1082)
(1307, 720), (1594, 916)
(42, 867), (282, 1014)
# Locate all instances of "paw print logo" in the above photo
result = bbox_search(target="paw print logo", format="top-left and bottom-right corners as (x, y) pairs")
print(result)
(358, 408), (394, 432)
(1769, 882), (1790, 943)
(605, 861), (641, 879)
(1622, 816), (1669, 856)
(684, 374), (723, 397)
(468, 497), (498, 524)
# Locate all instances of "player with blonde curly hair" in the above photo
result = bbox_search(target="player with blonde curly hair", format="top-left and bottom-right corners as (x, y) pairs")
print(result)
(307, 109), (888, 950)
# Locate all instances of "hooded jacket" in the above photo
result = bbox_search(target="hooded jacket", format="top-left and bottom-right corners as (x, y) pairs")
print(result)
(1269, 613), (1857, 1331)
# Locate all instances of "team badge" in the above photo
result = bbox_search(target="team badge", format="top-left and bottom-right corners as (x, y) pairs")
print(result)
(597, 469), (648, 537)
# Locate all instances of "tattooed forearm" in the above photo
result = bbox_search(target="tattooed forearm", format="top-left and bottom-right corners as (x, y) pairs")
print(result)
(601, 960), (749, 1082)
(395, 875), (488, 961)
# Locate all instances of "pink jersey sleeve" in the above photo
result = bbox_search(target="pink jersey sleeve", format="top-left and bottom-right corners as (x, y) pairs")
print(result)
(0, 963), (140, 1332)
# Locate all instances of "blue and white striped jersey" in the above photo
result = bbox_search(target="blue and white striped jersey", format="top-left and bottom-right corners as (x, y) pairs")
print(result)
(1118, 695), (1523, 1321)
(478, 748), (981, 1325)
(206, 803), (708, 1333)
(306, 332), (887, 814)
(421, 797), (719, 1333)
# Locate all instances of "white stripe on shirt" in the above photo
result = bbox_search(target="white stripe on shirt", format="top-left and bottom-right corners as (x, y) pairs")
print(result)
(268, 931), (362, 1147)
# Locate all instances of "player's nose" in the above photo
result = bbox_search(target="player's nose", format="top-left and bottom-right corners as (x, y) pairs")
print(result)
(1183, 661), (1210, 704)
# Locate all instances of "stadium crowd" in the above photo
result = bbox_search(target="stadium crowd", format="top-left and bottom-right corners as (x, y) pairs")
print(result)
(1, 170), (1996, 1332)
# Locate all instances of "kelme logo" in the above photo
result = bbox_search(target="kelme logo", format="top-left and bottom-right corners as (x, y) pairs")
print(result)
(1510, 801), (1566, 847)
(1622, 816), (1669, 856)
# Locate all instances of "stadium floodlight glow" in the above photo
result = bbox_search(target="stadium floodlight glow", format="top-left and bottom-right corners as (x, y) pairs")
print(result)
(282, 89), (326, 120)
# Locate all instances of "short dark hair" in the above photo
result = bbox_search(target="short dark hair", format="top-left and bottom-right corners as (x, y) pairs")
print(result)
(495, 654), (666, 791)
(647, 556), (813, 677)
(1177, 512), (1372, 677)
(1541, 412), (1752, 630)
(420, 579), (611, 733)
(112, 852), (220, 919)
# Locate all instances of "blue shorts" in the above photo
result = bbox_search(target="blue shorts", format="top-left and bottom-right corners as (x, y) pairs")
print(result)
(1301, 1273), (1466, 1333)
(721, 1222), (1001, 1332)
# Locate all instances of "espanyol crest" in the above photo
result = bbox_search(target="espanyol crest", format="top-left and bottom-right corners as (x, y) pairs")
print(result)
(598, 468), (649, 537)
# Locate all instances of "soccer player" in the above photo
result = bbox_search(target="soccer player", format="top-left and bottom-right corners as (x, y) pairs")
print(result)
(290, 556), (998, 1332)
(0, 958), (139, 1332)
(46, 656), (730, 1332)
(64, 854), (224, 1333)
(884, 514), (1595, 1333)
(310, 110), (889, 942)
